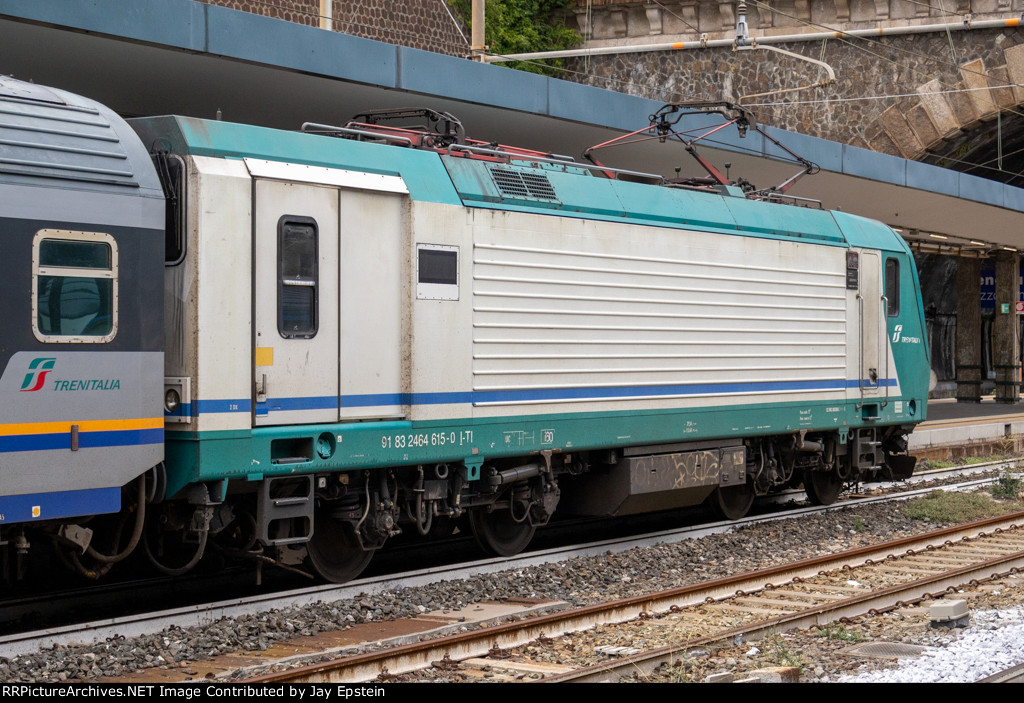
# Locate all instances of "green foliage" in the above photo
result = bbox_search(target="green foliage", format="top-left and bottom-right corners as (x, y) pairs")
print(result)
(922, 459), (957, 469)
(851, 514), (865, 532)
(991, 470), (1023, 500)
(816, 622), (864, 642)
(761, 633), (803, 671)
(903, 490), (1012, 523)
(921, 454), (1009, 470)
(450, 0), (581, 75)
(662, 662), (696, 684)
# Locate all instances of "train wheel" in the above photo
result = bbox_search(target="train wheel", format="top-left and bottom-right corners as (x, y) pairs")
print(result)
(803, 468), (844, 506)
(469, 506), (535, 557)
(709, 480), (755, 521)
(306, 510), (372, 583)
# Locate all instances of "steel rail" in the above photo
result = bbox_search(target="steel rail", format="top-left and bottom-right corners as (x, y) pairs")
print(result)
(244, 511), (1024, 684)
(978, 661), (1024, 683)
(2, 467), (1013, 658)
(544, 529), (1024, 682)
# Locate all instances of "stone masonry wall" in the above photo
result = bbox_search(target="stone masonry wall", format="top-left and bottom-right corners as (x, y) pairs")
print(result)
(197, 0), (1024, 164)
(564, 27), (1024, 161)
(200, 0), (469, 56)
(566, 0), (1016, 45)
(557, 1), (1024, 166)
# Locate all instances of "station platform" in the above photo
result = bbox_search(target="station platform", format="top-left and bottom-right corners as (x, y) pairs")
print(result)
(910, 397), (1024, 460)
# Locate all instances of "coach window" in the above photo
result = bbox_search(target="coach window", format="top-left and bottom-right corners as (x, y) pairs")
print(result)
(278, 217), (318, 338)
(32, 230), (118, 343)
(885, 257), (900, 317)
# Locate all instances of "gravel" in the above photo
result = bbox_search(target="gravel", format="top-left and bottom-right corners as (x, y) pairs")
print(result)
(656, 571), (1024, 684)
(839, 608), (1024, 683)
(2, 494), (1022, 683)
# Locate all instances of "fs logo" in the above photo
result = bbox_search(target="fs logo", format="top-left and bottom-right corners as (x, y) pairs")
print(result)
(20, 357), (56, 392)
(891, 325), (904, 344)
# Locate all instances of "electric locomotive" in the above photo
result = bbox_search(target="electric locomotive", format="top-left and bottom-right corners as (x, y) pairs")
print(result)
(0, 78), (929, 584)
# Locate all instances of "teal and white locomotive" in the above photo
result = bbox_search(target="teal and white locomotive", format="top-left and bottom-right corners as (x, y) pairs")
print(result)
(1, 81), (929, 583)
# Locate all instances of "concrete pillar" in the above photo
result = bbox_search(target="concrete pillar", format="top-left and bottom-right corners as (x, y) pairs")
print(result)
(955, 257), (982, 402)
(993, 250), (1020, 403)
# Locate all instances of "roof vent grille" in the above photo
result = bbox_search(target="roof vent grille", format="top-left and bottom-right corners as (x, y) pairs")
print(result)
(490, 166), (559, 202)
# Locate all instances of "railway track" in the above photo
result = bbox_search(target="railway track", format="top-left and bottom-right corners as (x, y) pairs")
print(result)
(4, 469), (1021, 682)
(4, 460), (1012, 634)
(979, 661), (1024, 683)
(4, 463), (1009, 637)
(232, 511), (1024, 683)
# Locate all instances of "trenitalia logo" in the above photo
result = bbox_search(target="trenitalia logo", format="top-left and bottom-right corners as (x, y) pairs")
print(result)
(20, 358), (56, 392)
(890, 324), (922, 344)
(18, 357), (122, 393)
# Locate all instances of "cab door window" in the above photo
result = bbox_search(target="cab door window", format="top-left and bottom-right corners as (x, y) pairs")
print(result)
(278, 217), (318, 339)
(885, 257), (900, 317)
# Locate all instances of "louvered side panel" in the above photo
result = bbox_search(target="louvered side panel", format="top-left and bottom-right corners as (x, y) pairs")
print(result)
(472, 216), (847, 409)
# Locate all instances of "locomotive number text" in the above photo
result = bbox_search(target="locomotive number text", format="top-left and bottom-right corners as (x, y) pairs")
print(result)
(381, 429), (474, 450)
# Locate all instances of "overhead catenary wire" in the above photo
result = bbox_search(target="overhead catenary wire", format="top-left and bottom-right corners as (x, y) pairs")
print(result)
(201, 0), (1024, 181)
(745, 0), (1024, 172)
(479, 52), (1024, 173)
(739, 0), (1024, 141)
(485, 16), (1024, 62)
(742, 0), (1022, 102)
(227, 0), (1024, 151)
(488, 0), (1022, 113)
(439, 0), (470, 44)
(937, 0), (962, 65)
(649, 0), (700, 35)
(744, 83), (1023, 107)
(740, 0), (1024, 178)
(511, 0), (1024, 180)
(489, 5), (1024, 131)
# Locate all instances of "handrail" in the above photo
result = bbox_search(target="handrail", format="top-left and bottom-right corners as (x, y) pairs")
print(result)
(300, 122), (415, 147)
(448, 143), (575, 163)
(857, 292), (864, 410)
(881, 294), (889, 408)
(446, 143), (664, 181)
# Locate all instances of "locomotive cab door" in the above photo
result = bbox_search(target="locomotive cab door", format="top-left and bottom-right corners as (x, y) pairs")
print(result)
(858, 249), (885, 399)
(253, 179), (339, 426)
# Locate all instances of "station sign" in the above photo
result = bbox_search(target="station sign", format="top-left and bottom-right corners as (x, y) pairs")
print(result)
(980, 264), (1024, 309)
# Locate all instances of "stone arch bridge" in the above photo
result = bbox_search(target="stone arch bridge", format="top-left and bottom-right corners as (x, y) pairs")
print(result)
(545, 0), (1024, 185)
